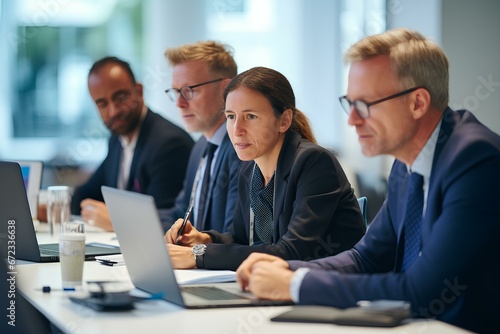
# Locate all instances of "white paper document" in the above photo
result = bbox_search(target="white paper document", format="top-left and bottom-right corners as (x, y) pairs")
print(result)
(95, 254), (236, 285)
(174, 269), (236, 285)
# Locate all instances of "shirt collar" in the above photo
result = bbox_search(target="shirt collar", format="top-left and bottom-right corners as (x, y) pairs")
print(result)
(408, 117), (443, 178)
(206, 123), (226, 147)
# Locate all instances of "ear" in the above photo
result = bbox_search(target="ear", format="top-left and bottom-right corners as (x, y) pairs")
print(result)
(279, 109), (293, 133)
(410, 87), (431, 120)
(134, 83), (144, 98)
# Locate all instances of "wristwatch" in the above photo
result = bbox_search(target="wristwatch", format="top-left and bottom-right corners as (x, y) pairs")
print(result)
(192, 244), (207, 269)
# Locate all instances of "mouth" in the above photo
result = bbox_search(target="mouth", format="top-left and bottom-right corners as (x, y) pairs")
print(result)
(356, 131), (372, 140)
(234, 143), (251, 150)
(182, 113), (195, 119)
(107, 120), (122, 130)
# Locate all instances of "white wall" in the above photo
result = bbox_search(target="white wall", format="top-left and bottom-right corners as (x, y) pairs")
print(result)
(388, 0), (500, 135)
(442, 0), (500, 134)
(142, 0), (208, 128)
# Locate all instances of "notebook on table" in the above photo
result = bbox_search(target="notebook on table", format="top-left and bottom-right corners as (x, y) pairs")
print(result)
(0, 161), (121, 262)
(101, 186), (292, 309)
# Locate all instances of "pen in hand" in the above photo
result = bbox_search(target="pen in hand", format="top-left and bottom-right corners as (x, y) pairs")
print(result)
(175, 203), (193, 245)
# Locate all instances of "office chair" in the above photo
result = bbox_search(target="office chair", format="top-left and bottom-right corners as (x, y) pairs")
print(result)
(357, 196), (368, 227)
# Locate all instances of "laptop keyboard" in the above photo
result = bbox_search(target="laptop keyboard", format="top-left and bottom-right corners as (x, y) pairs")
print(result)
(39, 248), (59, 256)
(182, 286), (245, 300)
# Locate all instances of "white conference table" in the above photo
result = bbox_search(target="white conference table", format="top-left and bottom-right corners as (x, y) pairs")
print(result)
(15, 228), (471, 334)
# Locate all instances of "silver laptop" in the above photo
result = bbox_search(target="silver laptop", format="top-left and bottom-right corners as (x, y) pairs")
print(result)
(102, 186), (292, 308)
(0, 161), (121, 262)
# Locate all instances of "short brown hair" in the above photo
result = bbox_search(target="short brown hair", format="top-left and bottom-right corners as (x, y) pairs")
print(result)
(164, 40), (237, 79)
(344, 28), (449, 110)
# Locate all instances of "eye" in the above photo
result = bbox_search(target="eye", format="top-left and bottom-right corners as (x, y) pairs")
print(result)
(225, 113), (235, 120)
(246, 114), (257, 120)
(113, 92), (129, 104)
(96, 100), (107, 108)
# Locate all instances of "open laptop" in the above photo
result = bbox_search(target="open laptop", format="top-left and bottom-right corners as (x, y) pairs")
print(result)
(102, 186), (292, 309)
(0, 161), (120, 262)
(16, 160), (43, 219)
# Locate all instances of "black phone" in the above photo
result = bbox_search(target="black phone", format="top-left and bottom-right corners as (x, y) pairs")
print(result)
(271, 303), (411, 327)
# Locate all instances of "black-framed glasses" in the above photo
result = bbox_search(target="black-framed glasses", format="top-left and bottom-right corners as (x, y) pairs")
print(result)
(165, 78), (225, 102)
(338, 86), (425, 119)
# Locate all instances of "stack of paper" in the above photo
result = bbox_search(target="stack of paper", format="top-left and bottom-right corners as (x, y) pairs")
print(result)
(174, 269), (236, 285)
(94, 254), (236, 285)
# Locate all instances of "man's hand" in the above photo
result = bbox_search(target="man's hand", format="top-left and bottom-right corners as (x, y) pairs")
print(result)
(247, 261), (294, 301)
(236, 253), (291, 299)
(80, 199), (113, 231)
(164, 218), (211, 246)
(236, 253), (293, 300)
(166, 244), (196, 269)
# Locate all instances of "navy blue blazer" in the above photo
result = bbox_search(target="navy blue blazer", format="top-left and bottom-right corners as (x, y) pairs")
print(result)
(203, 131), (366, 271)
(71, 109), (194, 214)
(159, 133), (241, 233)
(288, 109), (500, 333)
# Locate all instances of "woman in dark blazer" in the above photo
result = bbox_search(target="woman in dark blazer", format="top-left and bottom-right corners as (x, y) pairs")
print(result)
(165, 66), (365, 271)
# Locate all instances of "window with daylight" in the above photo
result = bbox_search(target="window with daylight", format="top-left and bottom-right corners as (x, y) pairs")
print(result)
(0, 0), (385, 168)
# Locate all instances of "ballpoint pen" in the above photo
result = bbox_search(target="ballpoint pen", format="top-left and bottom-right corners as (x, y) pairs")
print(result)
(175, 203), (193, 245)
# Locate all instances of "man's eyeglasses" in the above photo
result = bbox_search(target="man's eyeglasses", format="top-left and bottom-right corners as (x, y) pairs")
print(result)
(338, 86), (425, 119)
(165, 78), (225, 102)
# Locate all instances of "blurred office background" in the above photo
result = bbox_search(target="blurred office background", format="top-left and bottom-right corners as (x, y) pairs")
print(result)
(1, 0), (499, 222)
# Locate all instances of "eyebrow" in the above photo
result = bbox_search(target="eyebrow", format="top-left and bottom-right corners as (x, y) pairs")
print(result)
(111, 89), (129, 99)
(224, 109), (258, 114)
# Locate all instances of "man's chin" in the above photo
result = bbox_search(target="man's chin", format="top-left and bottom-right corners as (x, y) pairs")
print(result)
(360, 146), (379, 157)
(108, 125), (132, 137)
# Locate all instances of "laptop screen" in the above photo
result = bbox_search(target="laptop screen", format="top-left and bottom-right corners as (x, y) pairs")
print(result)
(16, 161), (43, 219)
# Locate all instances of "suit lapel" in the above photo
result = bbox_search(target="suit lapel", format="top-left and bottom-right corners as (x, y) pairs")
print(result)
(239, 161), (254, 240)
(126, 109), (152, 191)
(394, 108), (456, 269)
(108, 137), (121, 188)
(204, 135), (229, 216)
(423, 108), (456, 235)
(273, 131), (301, 242)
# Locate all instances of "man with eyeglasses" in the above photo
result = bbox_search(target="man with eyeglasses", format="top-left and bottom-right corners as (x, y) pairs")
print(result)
(159, 41), (241, 235)
(235, 28), (500, 333)
(71, 57), (194, 231)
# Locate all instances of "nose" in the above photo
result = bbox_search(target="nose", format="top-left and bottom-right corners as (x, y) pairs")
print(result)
(347, 106), (363, 126)
(108, 102), (120, 118)
(175, 94), (188, 108)
(231, 117), (245, 137)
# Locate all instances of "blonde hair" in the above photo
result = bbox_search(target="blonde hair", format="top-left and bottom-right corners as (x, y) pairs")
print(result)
(345, 28), (449, 110)
(164, 40), (237, 78)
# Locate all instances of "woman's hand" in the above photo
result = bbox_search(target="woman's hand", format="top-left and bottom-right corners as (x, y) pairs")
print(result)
(164, 218), (212, 246)
(166, 244), (196, 269)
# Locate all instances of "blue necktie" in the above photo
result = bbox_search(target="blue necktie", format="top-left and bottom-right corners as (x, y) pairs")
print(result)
(401, 172), (424, 272)
(196, 143), (218, 230)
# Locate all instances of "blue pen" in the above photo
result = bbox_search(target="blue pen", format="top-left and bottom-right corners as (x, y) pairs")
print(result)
(175, 203), (193, 245)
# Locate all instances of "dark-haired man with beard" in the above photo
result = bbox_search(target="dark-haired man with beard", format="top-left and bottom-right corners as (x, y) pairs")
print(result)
(71, 57), (194, 231)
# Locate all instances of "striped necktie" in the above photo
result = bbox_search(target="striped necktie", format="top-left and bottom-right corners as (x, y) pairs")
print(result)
(401, 172), (424, 272)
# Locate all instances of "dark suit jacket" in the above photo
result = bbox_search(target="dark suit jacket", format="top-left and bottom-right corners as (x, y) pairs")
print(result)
(159, 133), (241, 233)
(288, 109), (500, 333)
(204, 131), (366, 271)
(71, 109), (194, 214)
